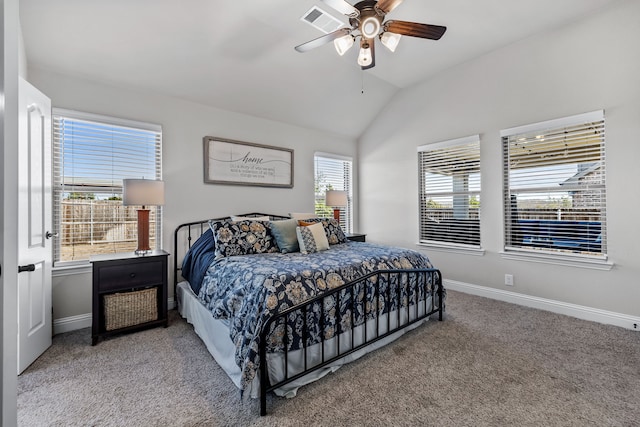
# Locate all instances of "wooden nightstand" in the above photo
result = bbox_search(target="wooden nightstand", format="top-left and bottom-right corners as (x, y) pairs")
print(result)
(90, 250), (169, 345)
(346, 233), (366, 242)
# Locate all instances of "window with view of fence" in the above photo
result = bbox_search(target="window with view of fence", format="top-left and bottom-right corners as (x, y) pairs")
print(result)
(53, 109), (162, 265)
(58, 198), (159, 261)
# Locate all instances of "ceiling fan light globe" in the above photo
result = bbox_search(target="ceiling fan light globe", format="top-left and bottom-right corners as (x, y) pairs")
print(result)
(334, 34), (355, 56)
(380, 32), (402, 52)
(357, 44), (372, 66)
(361, 16), (381, 38)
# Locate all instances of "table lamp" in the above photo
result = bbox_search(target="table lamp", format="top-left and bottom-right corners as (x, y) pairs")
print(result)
(325, 190), (348, 221)
(123, 179), (165, 254)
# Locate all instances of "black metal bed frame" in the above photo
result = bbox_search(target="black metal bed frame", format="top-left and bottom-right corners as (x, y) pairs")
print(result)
(173, 213), (443, 416)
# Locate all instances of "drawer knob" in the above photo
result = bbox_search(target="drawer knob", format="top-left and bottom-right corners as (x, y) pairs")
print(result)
(129, 273), (136, 278)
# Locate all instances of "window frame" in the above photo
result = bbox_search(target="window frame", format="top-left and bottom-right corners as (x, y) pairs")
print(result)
(417, 135), (482, 253)
(313, 152), (353, 233)
(500, 110), (610, 268)
(52, 109), (163, 267)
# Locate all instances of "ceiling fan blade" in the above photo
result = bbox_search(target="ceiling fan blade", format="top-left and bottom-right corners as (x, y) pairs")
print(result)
(361, 39), (375, 70)
(295, 28), (352, 53)
(384, 20), (447, 40)
(321, 0), (360, 17)
(376, 0), (404, 14)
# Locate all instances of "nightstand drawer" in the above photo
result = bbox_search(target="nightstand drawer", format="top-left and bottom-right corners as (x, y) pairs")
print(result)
(97, 260), (164, 291)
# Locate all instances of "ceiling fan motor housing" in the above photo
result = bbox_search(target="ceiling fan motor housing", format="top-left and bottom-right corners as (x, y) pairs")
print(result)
(350, 0), (385, 40)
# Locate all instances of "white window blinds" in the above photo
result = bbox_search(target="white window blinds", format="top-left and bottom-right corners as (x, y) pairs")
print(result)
(314, 153), (353, 233)
(418, 135), (481, 247)
(501, 110), (605, 257)
(53, 109), (162, 265)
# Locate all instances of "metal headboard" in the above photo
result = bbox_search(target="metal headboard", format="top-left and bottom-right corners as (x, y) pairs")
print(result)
(172, 213), (290, 301)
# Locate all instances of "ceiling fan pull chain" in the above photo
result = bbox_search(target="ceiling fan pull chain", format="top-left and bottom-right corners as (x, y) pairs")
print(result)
(361, 71), (365, 94)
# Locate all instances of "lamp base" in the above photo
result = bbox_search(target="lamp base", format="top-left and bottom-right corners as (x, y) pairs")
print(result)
(136, 208), (151, 254)
(333, 208), (340, 221)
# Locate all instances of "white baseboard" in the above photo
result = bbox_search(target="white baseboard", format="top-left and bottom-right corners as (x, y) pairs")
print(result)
(444, 279), (640, 331)
(53, 313), (92, 335)
(56, 286), (640, 334)
(53, 297), (177, 335)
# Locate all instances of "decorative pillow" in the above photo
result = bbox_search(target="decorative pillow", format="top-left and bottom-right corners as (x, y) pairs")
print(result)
(209, 219), (279, 258)
(298, 220), (322, 226)
(296, 222), (330, 254)
(289, 212), (317, 220)
(270, 218), (300, 253)
(298, 218), (347, 245)
(231, 215), (271, 222)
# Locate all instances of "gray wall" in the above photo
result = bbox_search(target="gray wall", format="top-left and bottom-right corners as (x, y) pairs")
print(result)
(359, 1), (640, 316)
(27, 68), (358, 321)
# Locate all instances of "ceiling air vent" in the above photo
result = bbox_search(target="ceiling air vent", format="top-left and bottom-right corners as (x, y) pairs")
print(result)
(301, 6), (344, 34)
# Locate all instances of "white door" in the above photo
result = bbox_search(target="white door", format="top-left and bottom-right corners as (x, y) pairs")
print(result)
(17, 77), (53, 374)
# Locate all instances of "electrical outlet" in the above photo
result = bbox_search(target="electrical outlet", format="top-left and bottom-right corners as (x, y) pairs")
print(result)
(504, 274), (514, 286)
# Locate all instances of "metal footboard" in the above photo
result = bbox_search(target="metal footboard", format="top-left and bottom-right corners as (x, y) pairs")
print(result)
(259, 268), (443, 416)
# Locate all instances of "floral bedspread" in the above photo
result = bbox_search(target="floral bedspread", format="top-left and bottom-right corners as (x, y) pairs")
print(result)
(197, 241), (437, 392)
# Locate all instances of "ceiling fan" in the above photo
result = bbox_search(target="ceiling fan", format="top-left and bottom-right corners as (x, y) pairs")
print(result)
(295, 0), (447, 70)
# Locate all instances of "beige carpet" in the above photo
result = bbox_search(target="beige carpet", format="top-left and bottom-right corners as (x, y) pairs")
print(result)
(17, 290), (640, 426)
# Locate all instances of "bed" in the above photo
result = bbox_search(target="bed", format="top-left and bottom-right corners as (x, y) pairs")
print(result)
(174, 213), (444, 415)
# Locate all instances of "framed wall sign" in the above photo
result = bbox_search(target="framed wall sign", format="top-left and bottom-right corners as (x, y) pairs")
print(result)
(203, 137), (294, 188)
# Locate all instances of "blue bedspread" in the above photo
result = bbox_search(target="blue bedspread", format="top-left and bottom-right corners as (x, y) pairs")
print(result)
(197, 241), (437, 392)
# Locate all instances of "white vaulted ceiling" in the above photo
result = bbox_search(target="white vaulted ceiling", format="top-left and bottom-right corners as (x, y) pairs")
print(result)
(20, 0), (619, 139)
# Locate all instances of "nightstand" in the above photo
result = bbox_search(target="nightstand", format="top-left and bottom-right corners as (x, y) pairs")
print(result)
(346, 233), (366, 242)
(90, 250), (169, 345)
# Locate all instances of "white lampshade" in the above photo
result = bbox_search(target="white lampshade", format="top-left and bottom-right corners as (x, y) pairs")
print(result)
(357, 43), (372, 67)
(380, 32), (402, 52)
(325, 190), (348, 207)
(334, 34), (355, 56)
(123, 179), (165, 206)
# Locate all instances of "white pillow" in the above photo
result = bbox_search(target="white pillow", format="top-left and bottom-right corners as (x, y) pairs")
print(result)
(289, 212), (317, 220)
(231, 215), (270, 222)
(296, 222), (329, 254)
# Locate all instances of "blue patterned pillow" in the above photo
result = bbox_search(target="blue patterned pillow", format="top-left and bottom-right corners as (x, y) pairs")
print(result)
(209, 219), (279, 258)
(296, 222), (329, 254)
(298, 218), (347, 245)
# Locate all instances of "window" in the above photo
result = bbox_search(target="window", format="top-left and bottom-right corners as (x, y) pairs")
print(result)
(502, 110), (606, 258)
(314, 153), (353, 233)
(53, 109), (162, 265)
(418, 135), (481, 247)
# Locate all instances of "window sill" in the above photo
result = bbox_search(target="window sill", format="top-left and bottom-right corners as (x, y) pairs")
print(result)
(416, 242), (485, 256)
(52, 263), (92, 277)
(500, 250), (614, 271)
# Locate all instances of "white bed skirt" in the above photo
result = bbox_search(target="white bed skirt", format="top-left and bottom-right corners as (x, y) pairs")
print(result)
(177, 281), (433, 399)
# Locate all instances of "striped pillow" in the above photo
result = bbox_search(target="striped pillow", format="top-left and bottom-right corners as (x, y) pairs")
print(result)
(296, 222), (329, 254)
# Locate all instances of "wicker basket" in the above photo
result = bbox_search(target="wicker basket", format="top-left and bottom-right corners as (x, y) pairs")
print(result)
(104, 287), (158, 331)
